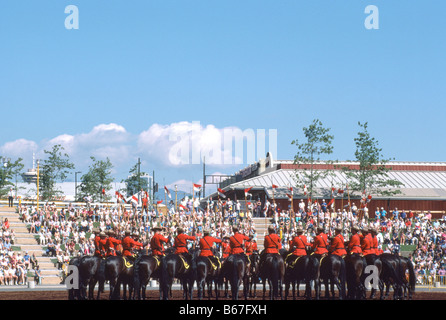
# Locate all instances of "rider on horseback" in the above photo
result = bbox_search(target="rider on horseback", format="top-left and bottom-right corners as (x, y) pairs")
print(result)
(329, 226), (347, 258)
(259, 225), (282, 269)
(174, 227), (196, 266)
(97, 231), (108, 258)
(199, 230), (222, 268)
(347, 225), (363, 255)
(122, 230), (144, 260)
(150, 225), (169, 257)
(312, 225), (329, 259)
(245, 235), (258, 257)
(105, 230), (121, 257)
(286, 227), (311, 265)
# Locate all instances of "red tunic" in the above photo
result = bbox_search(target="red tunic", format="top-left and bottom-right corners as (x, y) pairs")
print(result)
(94, 235), (101, 256)
(199, 236), (222, 257)
(348, 233), (363, 254)
(264, 233), (282, 254)
(174, 233), (196, 254)
(371, 235), (379, 255)
(312, 233), (329, 255)
(290, 235), (310, 256)
(361, 234), (373, 256)
(150, 233), (169, 256)
(122, 236), (143, 257)
(229, 232), (249, 254)
(222, 242), (231, 258)
(106, 237), (121, 256)
(329, 234), (347, 256)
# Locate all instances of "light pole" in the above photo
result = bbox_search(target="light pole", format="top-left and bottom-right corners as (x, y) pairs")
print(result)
(75, 171), (81, 202)
(36, 160), (40, 210)
(1, 158), (10, 204)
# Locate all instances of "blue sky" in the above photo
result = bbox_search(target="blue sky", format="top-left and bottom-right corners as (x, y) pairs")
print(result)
(1, 1), (445, 192)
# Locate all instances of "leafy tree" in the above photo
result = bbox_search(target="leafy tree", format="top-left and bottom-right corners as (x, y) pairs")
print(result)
(0, 157), (24, 198)
(122, 160), (149, 197)
(39, 145), (75, 200)
(342, 122), (403, 197)
(78, 157), (114, 202)
(291, 119), (335, 200)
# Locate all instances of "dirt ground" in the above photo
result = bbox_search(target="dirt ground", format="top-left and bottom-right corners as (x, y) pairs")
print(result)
(0, 289), (444, 300)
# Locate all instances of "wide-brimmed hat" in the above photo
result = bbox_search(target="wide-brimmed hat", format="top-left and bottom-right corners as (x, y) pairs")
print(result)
(295, 228), (304, 234)
(203, 230), (210, 236)
(177, 227), (184, 234)
(351, 225), (360, 232)
(152, 223), (163, 231)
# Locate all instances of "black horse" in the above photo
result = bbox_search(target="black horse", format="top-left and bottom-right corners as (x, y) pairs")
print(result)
(379, 253), (404, 300)
(67, 256), (82, 300)
(364, 254), (384, 299)
(317, 254), (347, 300)
(195, 252), (221, 300)
(98, 255), (135, 300)
(344, 253), (366, 300)
(259, 253), (285, 300)
(284, 254), (310, 300)
(77, 255), (103, 300)
(248, 252), (260, 298)
(398, 256), (416, 300)
(219, 254), (249, 300)
(133, 253), (163, 300)
(379, 253), (415, 300)
(160, 251), (197, 300)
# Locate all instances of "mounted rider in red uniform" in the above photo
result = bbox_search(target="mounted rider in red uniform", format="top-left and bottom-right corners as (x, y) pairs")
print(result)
(286, 227), (311, 265)
(199, 230), (222, 268)
(329, 226), (347, 257)
(150, 225), (169, 257)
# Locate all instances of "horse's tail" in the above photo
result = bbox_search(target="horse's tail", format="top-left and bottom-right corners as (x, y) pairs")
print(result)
(160, 255), (170, 300)
(133, 256), (141, 298)
(98, 257), (106, 293)
(406, 258), (416, 293)
(270, 256), (279, 299)
(339, 256), (347, 299)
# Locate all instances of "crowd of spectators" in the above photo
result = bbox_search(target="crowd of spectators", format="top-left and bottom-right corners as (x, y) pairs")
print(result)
(14, 196), (446, 286)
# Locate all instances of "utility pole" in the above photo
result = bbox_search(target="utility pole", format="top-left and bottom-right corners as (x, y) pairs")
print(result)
(203, 156), (206, 199)
(36, 160), (40, 210)
(137, 158), (141, 203)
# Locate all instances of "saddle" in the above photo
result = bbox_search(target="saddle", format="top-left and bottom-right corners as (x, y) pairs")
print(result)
(208, 256), (221, 270)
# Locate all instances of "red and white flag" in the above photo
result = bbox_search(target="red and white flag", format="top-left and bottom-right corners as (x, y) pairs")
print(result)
(179, 204), (187, 211)
(157, 200), (163, 205)
(193, 183), (202, 193)
(303, 184), (308, 196)
(272, 184), (278, 189)
(244, 187), (252, 198)
(164, 186), (171, 199)
(217, 188), (226, 199)
(286, 193), (293, 201)
(327, 198), (335, 207)
(288, 186), (293, 192)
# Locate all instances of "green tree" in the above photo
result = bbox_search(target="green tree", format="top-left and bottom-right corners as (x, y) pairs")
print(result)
(342, 122), (403, 197)
(122, 159), (148, 197)
(78, 157), (114, 202)
(40, 145), (75, 200)
(291, 119), (335, 200)
(0, 157), (24, 198)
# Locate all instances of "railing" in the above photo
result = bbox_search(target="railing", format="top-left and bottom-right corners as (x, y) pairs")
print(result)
(418, 275), (446, 287)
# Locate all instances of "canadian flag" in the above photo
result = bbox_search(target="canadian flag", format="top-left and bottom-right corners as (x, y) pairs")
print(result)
(327, 198), (335, 207)
(244, 187), (252, 198)
(164, 186), (171, 199)
(286, 193), (293, 201)
(131, 194), (139, 204)
(217, 188), (226, 199)
(179, 204), (187, 211)
(193, 183), (201, 192)
(338, 188), (344, 195)
(288, 186), (293, 192)
(366, 194), (372, 203)
(272, 184), (278, 189)
(303, 184), (308, 195)
(157, 200), (163, 205)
